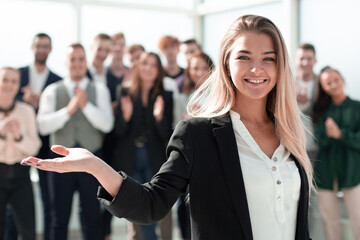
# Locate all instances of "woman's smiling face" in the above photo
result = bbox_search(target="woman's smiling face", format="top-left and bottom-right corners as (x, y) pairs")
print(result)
(228, 32), (277, 102)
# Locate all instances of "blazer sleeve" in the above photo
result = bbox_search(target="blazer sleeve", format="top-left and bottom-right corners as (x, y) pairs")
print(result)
(97, 120), (193, 224)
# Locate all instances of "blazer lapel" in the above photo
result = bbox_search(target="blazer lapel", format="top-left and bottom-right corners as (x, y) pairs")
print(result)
(212, 114), (253, 240)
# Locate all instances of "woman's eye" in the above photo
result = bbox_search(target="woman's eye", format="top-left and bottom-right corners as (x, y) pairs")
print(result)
(264, 57), (275, 62)
(238, 56), (250, 60)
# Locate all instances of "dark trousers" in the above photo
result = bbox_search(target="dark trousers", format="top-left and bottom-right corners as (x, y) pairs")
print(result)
(131, 146), (157, 240)
(4, 205), (17, 240)
(38, 169), (51, 240)
(101, 130), (118, 237)
(48, 149), (103, 240)
(0, 163), (35, 240)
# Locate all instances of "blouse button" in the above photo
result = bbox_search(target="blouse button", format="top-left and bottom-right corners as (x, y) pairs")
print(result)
(271, 166), (277, 171)
(277, 180), (281, 185)
(277, 196), (282, 202)
(273, 157), (278, 162)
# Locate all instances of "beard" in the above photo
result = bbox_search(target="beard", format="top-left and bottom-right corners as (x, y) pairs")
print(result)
(35, 56), (47, 65)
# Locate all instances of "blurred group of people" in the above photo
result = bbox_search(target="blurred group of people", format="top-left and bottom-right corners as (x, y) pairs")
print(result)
(295, 43), (360, 240)
(0, 29), (359, 240)
(0, 32), (213, 240)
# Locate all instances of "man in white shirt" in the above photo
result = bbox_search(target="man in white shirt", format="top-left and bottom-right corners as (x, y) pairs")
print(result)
(86, 33), (112, 85)
(37, 43), (113, 240)
(295, 43), (318, 161)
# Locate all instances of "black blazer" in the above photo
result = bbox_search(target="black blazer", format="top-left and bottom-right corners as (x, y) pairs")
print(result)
(17, 66), (62, 159)
(110, 87), (173, 173)
(98, 114), (311, 240)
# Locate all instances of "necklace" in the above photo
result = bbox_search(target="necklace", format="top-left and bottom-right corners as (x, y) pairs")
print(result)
(0, 100), (16, 115)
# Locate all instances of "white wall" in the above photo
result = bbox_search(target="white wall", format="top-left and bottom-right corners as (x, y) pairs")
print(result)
(0, 0), (194, 76)
(202, 2), (287, 69)
(0, 1), (76, 77)
(299, 0), (360, 100)
(80, 4), (193, 67)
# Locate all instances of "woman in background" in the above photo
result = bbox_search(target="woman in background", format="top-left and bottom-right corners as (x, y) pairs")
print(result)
(174, 51), (213, 240)
(112, 52), (173, 240)
(0, 67), (41, 240)
(313, 66), (360, 240)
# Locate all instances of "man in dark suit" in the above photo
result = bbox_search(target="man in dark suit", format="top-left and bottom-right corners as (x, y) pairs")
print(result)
(6, 33), (61, 240)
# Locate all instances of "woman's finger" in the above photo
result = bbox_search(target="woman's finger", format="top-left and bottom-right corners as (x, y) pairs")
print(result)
(51, 145), (70, 156)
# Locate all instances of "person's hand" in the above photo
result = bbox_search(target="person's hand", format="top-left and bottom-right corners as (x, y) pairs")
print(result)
(8, 118), (21, 139)
(296, 86), (309, 105)
(21, 145), (98, 174)
(67, 96), (79, 116)
(32, 92), (41, 109)
(22, 145), (124, 197)
(76, 87), (88, 109)
(22, 84), (40, 109)
(120, 96), (133, 122)
(0, 118), (12, 136)
(325, 117), (342, 139)
(153, 95), (164, 122)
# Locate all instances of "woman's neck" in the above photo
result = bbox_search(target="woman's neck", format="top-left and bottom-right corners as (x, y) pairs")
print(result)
(232, 96), (270, 125)
(0, 96), (15, 110)
(332, 93), (347, 106)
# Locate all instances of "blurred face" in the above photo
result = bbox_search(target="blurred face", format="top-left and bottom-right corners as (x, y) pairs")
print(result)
(319, 70), (345, 99)
(112, 37), (126, 58)
(139, 55), (159, 84)
(188, 57), (210, 87)
(0, 69), (20, 100)
(66, 47), (87, 82)
(32, 36), (52, 65)
(128, 49), (144, 69)
(181, 42), (200, 61)
(91, 38), (112, 64)
(295, 49), (316, 76)
(161, 44), (179, 62)
(228, 32), (277, 102)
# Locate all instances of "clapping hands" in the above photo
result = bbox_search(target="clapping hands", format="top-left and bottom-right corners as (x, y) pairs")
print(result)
(325, 117), (342, 139)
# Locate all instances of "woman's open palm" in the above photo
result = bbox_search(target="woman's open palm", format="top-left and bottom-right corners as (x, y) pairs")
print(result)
(21, 145), (96, 174)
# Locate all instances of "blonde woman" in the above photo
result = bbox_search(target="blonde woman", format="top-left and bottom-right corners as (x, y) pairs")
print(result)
(22, 15), (312, 240)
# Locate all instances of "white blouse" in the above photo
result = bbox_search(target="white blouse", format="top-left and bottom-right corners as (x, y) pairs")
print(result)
(229, 111), (300, 240)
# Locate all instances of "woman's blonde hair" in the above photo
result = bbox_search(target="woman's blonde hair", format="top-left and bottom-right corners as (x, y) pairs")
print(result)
(188, 14), (313, 188)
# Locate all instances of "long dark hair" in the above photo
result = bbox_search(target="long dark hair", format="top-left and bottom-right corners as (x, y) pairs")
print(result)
(128, 52), (164, 100)
(312, 66), (339, 124)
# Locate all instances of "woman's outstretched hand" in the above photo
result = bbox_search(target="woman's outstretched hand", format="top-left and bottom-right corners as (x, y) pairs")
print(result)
(21, 145), (97, 174)
(21, 145), (124, 197)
